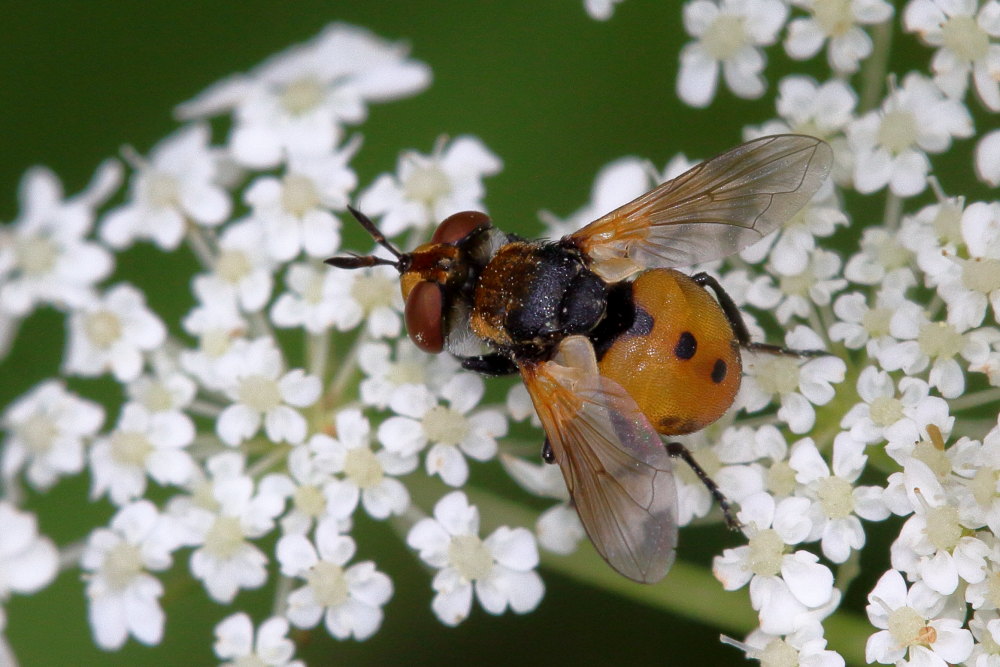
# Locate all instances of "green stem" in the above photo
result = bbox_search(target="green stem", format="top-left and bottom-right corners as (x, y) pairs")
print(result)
(950, 387), (1000, 412)
(859, 20), (894, 114)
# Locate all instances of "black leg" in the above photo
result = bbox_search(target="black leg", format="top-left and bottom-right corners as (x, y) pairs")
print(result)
(665, 442), (741, 530)
(541, 438), (555, 464)
(460, 353), (519, 376)
(691, 272), (828, 358)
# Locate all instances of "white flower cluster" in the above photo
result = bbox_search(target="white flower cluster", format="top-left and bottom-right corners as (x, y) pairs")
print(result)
(2, 0), (1000, 662)
(0, 24), (531, 664)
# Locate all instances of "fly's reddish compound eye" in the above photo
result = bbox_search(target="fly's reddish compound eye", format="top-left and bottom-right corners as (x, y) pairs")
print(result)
(404, 281), (445, 353)
(431, 211), (491, 244)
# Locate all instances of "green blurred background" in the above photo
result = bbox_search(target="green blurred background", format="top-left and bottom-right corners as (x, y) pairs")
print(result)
(0, 1), (966, 665)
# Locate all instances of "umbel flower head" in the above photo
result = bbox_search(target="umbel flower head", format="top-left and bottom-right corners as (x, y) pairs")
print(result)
(1, 5), (999, 665)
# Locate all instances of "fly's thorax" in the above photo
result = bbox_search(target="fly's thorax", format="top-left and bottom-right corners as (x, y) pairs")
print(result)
(470, 241), (608, 354)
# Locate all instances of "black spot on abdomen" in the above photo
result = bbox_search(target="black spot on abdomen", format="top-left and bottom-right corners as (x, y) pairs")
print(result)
(711, 359), (727, 384)
(674, 331), (696, 360)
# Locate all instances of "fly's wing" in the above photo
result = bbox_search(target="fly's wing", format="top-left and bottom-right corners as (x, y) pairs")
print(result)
(568, 135), (832, 281)
(520, 336), (678, 583)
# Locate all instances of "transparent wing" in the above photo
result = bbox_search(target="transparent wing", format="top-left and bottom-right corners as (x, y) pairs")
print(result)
(568, 135), (832, 278)
(520, 336), (678, 583)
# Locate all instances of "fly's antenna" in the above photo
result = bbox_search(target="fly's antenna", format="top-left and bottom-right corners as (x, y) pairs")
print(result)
(324, 205), (407, 272)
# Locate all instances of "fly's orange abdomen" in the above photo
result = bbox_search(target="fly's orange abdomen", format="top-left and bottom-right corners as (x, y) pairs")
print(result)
(596, 269), (741, 435)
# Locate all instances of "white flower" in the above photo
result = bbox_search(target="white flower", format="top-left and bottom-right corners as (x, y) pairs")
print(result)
(828, 274), (915, 356)
(358, 135), (502, 236)
(407, 491), (544, 626)
(126, 363), (197, 415)
(789, 434), (889, 562)
(878, 300), (990, 398)
(63, 283), (167, 382)
(977, 129), (1000, 185)
(785, 0), (894, 74)
(843, 227), (915, 286)
(81, 501), (178, 649)
(889, 459), (990, 595)
(271, 262), (348, 334)
(322, 263), (403, 338)
(769, 247), (848, 323)
(937, 202), (1000, 330)
(713, 492), (834, 636)
(177, 24), (431, 169)
(319, 410), (414, 521)
(740, 327), (846, 434)
(0, 502), (58, 605)
(215, 338), (321, 446)
(584, 0), (625, 20)
(178, 278), (249, 392)
(90, 403), (196, 506)
(2, 380), (104, 489)
(213, 613), (303, 667)
(847, 72), (974, 197)
(739, 626), (846, 667)
(677, 0), (788, 107)
(904, 0), (1000, 110)
(378, 375), (507, 487)
(357, 339), (460, 410)
(841, 367), (926, 444)
(193, 219), (275, 314)
(244, 144), (357, 262)
(0, 161), (119, 318)
(176, 452), (286, 603)
(277, 519), (393, 640)
(101, 124), (231, 250)
(865, 568), (974, 665)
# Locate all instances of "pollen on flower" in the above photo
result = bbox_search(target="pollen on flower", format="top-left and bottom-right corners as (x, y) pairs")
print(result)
(861, 307), (893, 339)
(280, 77), (326, 115)
(747, 529), (785, 577)
(702, 15), (747, 60)
(15, 235), (57, 276)
(16, 414), (57, 454)
(754, 356), (801, 395)
(281, 173), (322, 217)
(917, 321), (965, 360)
(932, 203), (964, 244)
(422, 405), (469, 446)
(812, 0), (854, 37)
(403, 164), (453, 204)
(887, 605), (928, 647)
(760, 638), (799, 667)
(215, 249), (253, 285)
(986, 571), (1000, 609)
(143, 383), (177, 412)
(767, 460), (798, 497)
(343, 447), (384, 489)
(238, 375), (283, 413)
(868, 395), (904, 427)
(84, 311), (124, 348)
(912, 440), (952, 479)
(448, 534), (494, 581)
(940, 15), (989, 62)
(779, 271), (814, 298)
(203, 515), (246, 558)
(302, 272), (326, 305)
(101, 542), (144, 591)
(144, 171), (181, 210)
(293, 484), (327, 518)
(971, 468), (998, 509)
(817, 476), (855, 519)
(306, 561), (350, 607)
(961, 258), (1000, 295)
(109, 431), (153, 466)
(877, 110), (919, 154)
(924, 505), (963, 552)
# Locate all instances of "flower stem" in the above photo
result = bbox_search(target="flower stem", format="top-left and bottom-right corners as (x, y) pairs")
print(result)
(860, 20), (894, 114)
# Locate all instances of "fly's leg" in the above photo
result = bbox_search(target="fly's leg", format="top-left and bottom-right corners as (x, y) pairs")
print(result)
(665, 441), (741, 530)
